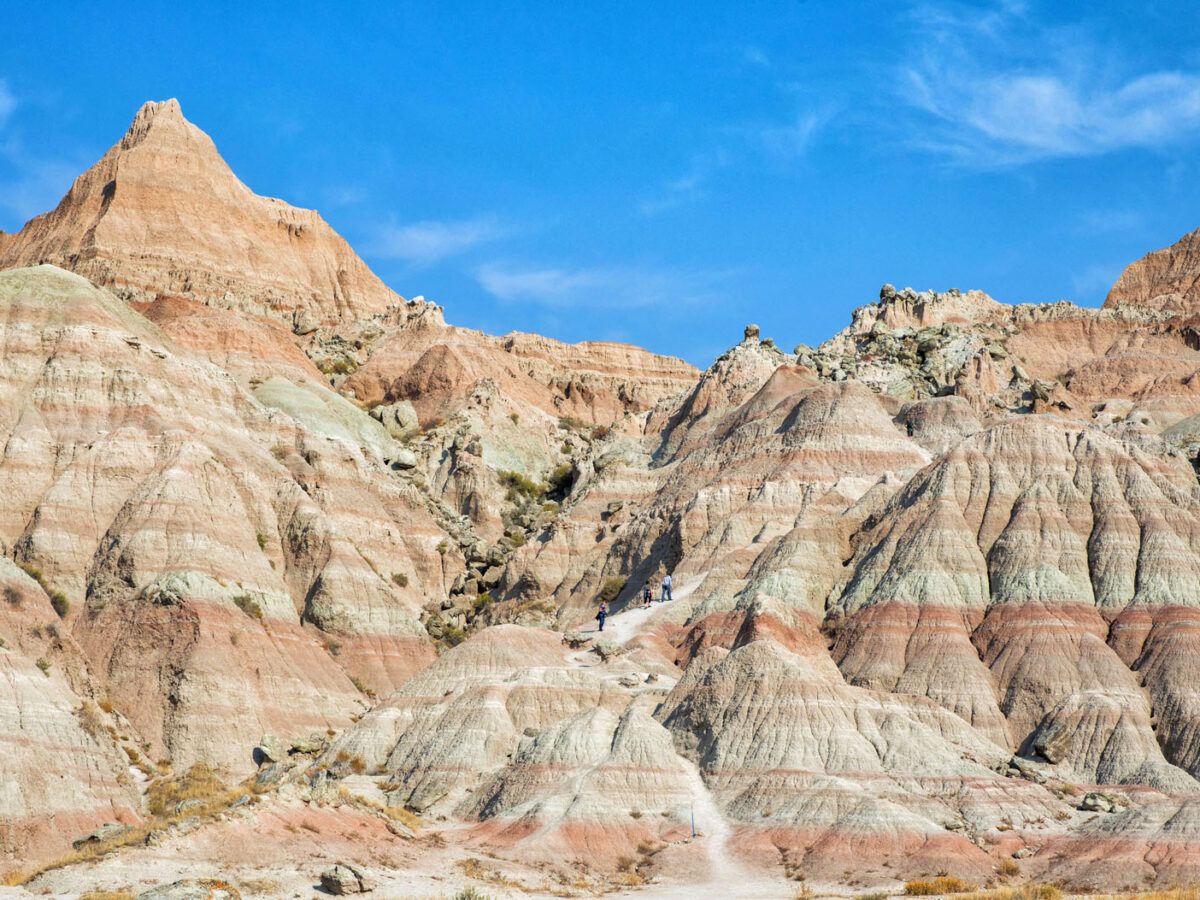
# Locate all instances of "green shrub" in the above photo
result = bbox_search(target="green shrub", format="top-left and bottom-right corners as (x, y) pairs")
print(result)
(498, 470), (546, 500)
(441, 624), (467, 647)
(391, 573), (409, 588)
(233, 594), (264, 621)
(35, 657), (50, 676)
(256, 531), (268, 551)
(598, 577), (627, 603)
(49, 590), (70, 618)
(558, 416), (583, 431)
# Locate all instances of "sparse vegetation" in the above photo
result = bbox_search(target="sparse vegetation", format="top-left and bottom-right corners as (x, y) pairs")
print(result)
(146, 763), (228, 816)
(350, 676), (376, 699)
(498, 469), (546, 500)
(391, 572), (409, 588)
(256, 530), (268, 551)
(3, 585), (21, 607)
(35, 657), (50, 676)
(509, 412), (520, 424)
(996, 857), (1020, 877)
(436, 538), (450, 555)
(558, 415), (583, 431)
(591, 424), (611, 440)
(905, 877), (978, 895)
(233, 593), (264, 621)
(17, 562), (70, 617)
(598, 576), (626, 603)
(960, 887), (1063, 900)
(79, 892), (136, 900)
(441, 623), (467, 646)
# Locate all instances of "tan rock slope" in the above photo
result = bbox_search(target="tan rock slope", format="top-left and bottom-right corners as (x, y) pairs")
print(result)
(0, 99), (400, 326)
(1107, 224), (1200, 313)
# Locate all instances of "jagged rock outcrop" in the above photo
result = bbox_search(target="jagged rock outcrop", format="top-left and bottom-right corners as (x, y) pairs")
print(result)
(1106, 224), (1200, 314)
(0, 100), (401, 325)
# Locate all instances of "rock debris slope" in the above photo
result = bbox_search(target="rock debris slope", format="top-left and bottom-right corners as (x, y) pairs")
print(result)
(4, 99), (1200, 894)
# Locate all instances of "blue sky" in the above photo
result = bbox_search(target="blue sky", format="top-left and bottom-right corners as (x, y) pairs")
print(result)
(4, 2), (1200, 367)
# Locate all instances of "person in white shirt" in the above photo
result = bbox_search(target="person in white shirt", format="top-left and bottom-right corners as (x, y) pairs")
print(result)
(661, 573), (673, 602)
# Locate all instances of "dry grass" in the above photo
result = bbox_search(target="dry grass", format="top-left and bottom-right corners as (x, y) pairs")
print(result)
(145, 763), (230, 816)
(906, 876), (979, 895)
(78, 892), (136, 900)
(962, 887), (1062, 900)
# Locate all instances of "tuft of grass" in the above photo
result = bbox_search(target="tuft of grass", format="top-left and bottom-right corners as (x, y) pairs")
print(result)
(905, 877), (978, 896)
(256, 531), (268, 551)
(391, 572), (409, 588)
(79, 892), (136, 900)
(35, 657), (50, 676)
(509, 412), (520, 424)
(233, 594), (264, 621)
(350, 676), (376, 699)
(441, 624), (467, 647)
(17, 562), (70, 617)
(436, 539), (449, 555)
(558, 415), (583, 431)
(3, 585), (22, 607)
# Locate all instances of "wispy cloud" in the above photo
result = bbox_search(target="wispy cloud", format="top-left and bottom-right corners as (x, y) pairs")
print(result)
(639, 150), (729, 216)
(758, 109), (833, 160)
(369, 216), (507, 265)
(475, 261), (728, 310)
(900, 2), (1200, 166)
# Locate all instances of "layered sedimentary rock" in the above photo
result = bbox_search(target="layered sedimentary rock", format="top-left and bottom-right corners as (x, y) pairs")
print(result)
(0, 265), (445, 792)
(0, 100), (401, 325)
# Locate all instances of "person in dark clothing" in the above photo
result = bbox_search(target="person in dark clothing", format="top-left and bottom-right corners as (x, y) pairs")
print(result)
(642, 582), (653, 608)
(596, 602), (608, 632)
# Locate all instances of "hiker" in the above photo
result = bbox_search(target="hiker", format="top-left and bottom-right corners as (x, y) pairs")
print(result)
(642, 582), (653, 608)
(661, 572), (673, 602)
(596, 602), (608, 632)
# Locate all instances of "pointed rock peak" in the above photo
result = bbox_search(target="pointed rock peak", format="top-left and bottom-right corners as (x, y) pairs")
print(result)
(0, 99), (403, 324)
(119, 98), (208, 151)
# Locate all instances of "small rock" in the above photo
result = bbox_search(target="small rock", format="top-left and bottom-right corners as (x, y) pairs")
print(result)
(1013, 847), (1035, 859)
(290, 734), (325, 755)
(481, 565), (504, 587)
(137, 878), (242, 900)
(319, 862), (375, 894)
(292, 310), (318, 336)
(385, 448), (418, 470)
(743, 323), (760, 341)
(72, 822), (130, 850)
(1080, 791), (1130, 813)
(618, 673), (641, 688)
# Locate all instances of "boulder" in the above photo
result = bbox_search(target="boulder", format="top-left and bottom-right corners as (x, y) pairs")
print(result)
(319, 862), (375, 894)
(254, 733), (287, 765)
(369, 401), (419, 439)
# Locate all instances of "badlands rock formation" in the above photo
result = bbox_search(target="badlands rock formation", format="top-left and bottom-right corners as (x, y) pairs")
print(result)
(4, 99), (1200, 896)
(0, 99), (401, 326)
